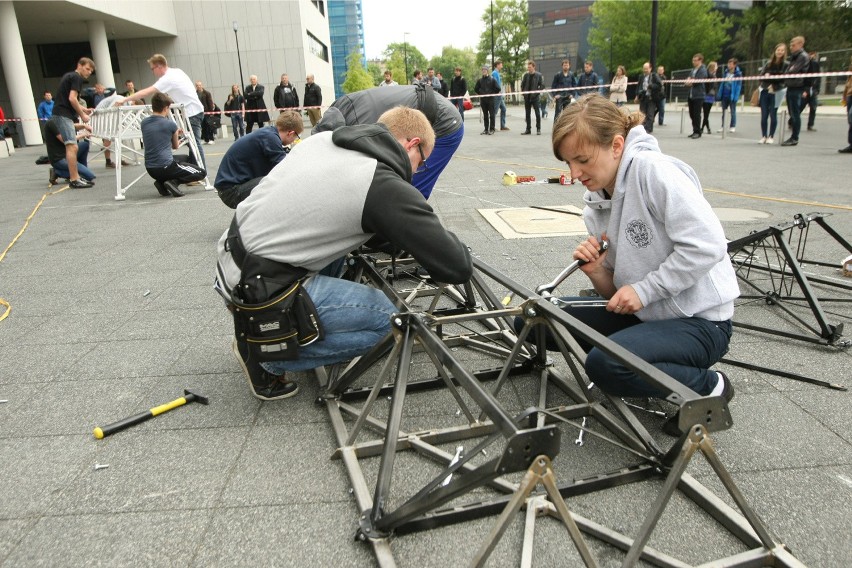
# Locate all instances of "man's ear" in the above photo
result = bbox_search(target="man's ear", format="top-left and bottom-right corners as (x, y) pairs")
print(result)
(405, 137), (420, 152)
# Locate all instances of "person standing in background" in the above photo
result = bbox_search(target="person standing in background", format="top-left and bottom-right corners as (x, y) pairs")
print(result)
(303, 74), (322, 127)
(244, 75), (271, 133)
(450, 67), (467, 120)
(492, 60), (508, 131)
(224, 84), (246, 140)
(655, 65), (667, 126)
(685, 53), (708, 139)
(717, 58), (742, 133)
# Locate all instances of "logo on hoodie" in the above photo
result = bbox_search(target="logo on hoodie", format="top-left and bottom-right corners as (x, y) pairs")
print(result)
(625, 220), (653, 249)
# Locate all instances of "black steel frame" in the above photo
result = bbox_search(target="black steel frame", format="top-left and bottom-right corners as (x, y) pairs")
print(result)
(725, 212), (851, 390)
(318, 252), (807, 567)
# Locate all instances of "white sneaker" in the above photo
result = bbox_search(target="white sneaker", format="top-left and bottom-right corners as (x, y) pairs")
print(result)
(729, 127), (736, 133)
(717, 128), (724, 133)
(766, 137), (774, 145)
(759, 137), (766, 144)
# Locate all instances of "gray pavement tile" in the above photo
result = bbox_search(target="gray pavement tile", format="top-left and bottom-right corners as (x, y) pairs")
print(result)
(67, 338), (188, 380)
(0, 435), (95, 518)
(0, 378), (149, 437)
(712, 392), (852, 473)
(110, 308), (216, 341)
(23, 311), (132, 345)
(51, 427), (247, 515)
(4, 510), (212, 566)
(142, 285), (221, 312)
(0, 519), (34, 563)
(0, 342), (97, 383)
(193, 503), (376, 567)
(218, 423), (350, 507)
(167, 334), (238, 375)
(0, 313), (49, 345)
(788, 387), (852, 444)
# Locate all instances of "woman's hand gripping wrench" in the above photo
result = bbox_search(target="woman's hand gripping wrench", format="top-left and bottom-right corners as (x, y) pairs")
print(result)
(535, 240), (609, 302)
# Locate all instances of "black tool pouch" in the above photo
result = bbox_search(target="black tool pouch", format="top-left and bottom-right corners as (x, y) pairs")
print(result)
(226, 217), (323, 362)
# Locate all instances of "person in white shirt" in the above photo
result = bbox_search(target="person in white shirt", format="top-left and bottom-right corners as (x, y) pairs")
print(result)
(115, 53), (206, 168)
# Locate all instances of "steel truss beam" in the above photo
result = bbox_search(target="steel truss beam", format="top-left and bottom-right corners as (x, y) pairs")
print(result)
(321, 252), (806, 567)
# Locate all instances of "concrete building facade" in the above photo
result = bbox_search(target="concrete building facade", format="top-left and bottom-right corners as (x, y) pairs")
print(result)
(0, 0), (333, 147)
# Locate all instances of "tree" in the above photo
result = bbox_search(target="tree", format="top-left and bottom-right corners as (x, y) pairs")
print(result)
(588, 0), (731, 76)
(382, 42), (428, 86)
(429, 46), (479, 90)
(342, 51), (374, 94)
(476, 0), (529, 90)
(735, 1), (852, 67)
(367, 61), (384, 86)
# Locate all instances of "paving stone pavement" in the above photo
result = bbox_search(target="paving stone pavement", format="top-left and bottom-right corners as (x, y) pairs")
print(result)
(0, 102), (850, 567)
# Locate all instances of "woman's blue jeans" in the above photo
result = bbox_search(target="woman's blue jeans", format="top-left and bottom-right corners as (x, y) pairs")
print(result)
(759, 89), (778, 137)
(528, 300), (731, 399)
(262, 275), (397, 373)
(720, 98), (737, 128)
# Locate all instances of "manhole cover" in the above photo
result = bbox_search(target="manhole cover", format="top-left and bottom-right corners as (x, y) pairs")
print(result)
(479, 205), (587, 239)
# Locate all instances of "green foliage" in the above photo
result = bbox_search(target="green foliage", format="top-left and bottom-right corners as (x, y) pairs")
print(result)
(734, 0), (852, 67)
(476, 0), (529, 87)
(367, 61), (384, 86)
(429, 46), (479, 89)
(383, 42), (429, 85)
(342, 51), (375, 94)
(588, 0), (732, 76)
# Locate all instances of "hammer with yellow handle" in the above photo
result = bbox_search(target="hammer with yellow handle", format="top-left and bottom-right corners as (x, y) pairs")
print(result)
(93, 389), (209, 439)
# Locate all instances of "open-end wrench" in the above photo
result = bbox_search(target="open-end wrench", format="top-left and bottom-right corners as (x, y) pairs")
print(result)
(575, 416), (587, 446)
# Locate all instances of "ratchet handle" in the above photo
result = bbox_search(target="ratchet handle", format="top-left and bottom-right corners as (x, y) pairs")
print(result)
(535, 240), (609, 296)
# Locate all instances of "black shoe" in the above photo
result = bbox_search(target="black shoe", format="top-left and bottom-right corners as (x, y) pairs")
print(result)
(489, 129), (495, 134)
(232, 339), (299, 401)
(807, 126), (816, 132)
(688, 133), (701, 139)
(69, 178), (94, 188)
(49, 167), (58, 186)
(154, 181), (170, 196)
(521, 130), (531, 135)
(481, 131), (489, 135)
(781, 138), (798, 146)
(662, 372), (734, 437)
(164, 180), (185, 197)
(839, 146), (852, 154)
(537, 129), (541, 135)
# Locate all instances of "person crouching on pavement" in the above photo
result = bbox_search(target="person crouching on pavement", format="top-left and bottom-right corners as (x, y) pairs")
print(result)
(544, 94), (739, 436)
(215, 106), (472, 400)
(214, 110), (303, 208)
(140, 92), (206, 197)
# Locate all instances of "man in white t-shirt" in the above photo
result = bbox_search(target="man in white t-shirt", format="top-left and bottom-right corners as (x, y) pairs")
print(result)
(115, 53), (206, 168)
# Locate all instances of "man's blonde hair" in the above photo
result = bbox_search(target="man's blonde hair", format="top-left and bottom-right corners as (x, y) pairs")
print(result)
(147, 53), (168, 67)
(378, 107), (435, 155)
(275, 110), (304, 133)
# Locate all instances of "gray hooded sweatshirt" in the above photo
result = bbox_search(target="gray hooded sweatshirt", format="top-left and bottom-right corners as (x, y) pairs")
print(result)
(581, 126), (738, 322)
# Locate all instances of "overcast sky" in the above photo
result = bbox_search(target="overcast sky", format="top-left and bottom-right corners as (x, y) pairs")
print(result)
(361, 0), (494, 60)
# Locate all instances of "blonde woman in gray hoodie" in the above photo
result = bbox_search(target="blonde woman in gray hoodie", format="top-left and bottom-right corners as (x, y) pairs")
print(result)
(550, 94), (739, 436)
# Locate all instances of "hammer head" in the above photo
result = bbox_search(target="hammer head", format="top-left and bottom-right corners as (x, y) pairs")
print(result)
(184, 389), (209, 405)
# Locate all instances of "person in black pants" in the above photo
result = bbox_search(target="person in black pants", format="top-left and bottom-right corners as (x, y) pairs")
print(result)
(474, 66), (499, 135)
(685, 53), (708, 138)
(520, 60), (544, 135)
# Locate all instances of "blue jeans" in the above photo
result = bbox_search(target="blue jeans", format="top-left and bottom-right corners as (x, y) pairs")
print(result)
(786, 88), (804, 140)
(847, 96), (852, 146)
(412, 123), (464, 200)
(52, 139), (96, 181)
(454, 98), (465, 121)
(262, 275), (397, 373)
(657, 97), (666, 125)
(230, 114), (245, 139)
(496, 96), (506, 128)
(533, 300), (731, 399)
(188, 112), (205, 168)
(720, 98), (737, 128)
(759, 89), (778, 138)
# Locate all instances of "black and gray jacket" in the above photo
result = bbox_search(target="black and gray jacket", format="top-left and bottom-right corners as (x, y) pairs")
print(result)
(216, 124), (472, 293)
(312, 84), (461, 138)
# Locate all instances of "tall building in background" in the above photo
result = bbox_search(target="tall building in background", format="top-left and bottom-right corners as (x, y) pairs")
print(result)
(328, 0), (366, 99)
(0, 0), (333, 147)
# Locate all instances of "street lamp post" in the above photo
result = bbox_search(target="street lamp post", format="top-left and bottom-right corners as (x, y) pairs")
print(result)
(233, 21), (246, 92)
(403, 32), (410, 84)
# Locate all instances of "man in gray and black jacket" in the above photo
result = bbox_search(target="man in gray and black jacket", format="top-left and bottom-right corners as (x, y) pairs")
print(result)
(217, 107), (472, 401)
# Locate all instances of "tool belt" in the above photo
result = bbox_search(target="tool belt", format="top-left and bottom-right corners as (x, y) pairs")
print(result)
(224, 216), (323, 361)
